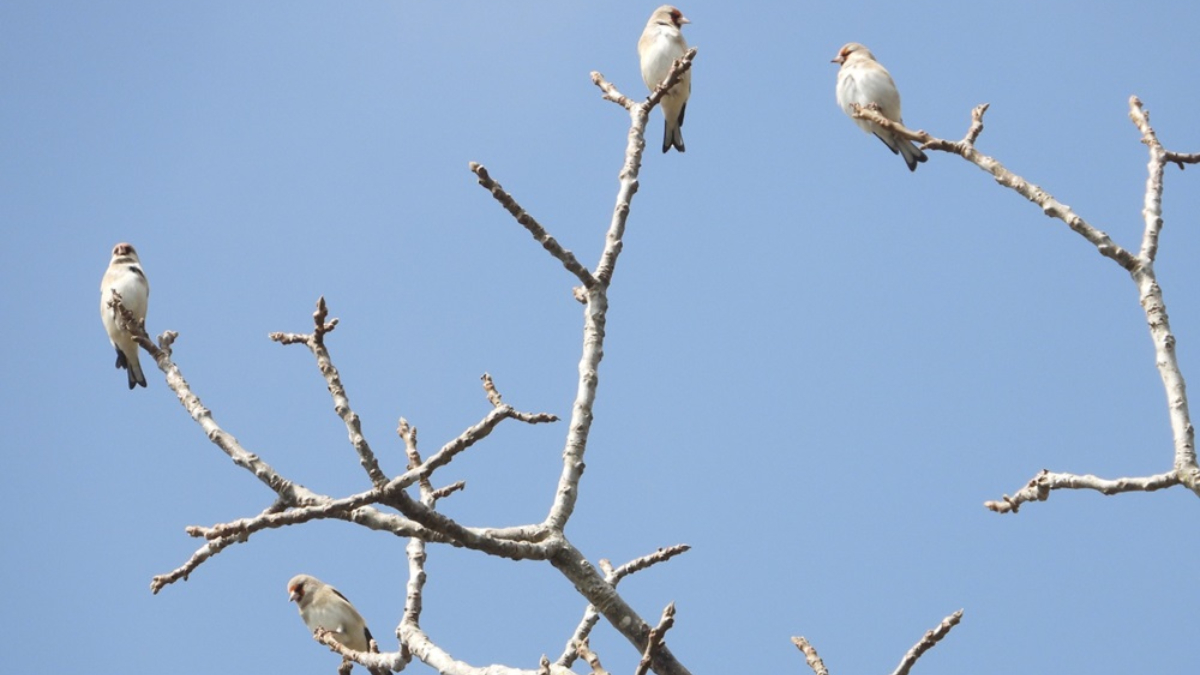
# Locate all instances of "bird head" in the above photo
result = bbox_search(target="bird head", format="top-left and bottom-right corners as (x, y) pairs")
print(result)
(110, 242), (140, 263)
(654, 5), (689, 28)
(287, 574), (314, 606)
(832, 42), (873, 65)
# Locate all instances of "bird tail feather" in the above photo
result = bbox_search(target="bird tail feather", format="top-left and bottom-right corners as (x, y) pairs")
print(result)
(900, 141), (928, 172)
(663, 120), (685, 153)
(125, 353), (147, 389)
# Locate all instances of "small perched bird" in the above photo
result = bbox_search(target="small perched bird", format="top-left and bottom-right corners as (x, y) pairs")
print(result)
(288, 574), (375, 654)
(99, 242), (150, 389)
(638, 5), (691, 153)
(833, 42), (927, 171)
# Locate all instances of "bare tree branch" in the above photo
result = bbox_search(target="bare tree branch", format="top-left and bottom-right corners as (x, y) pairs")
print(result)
(589, 73), (634, 110)
(549, 543), (691, 675)
(849, 98), (1200, 510)
(575, 639), (609, 675)
(481, 372), (504, 407)
(469, 162), (596, 289)
(1125, 97), (1200, 490)
(141, 325), (326, 592)
(1164, 151), (1200, 168)
(392, 404), (558, 492)
(633, 603), (676, 675)
(1129, 97), (1168, 262)
(271, 296), (389, 488)
(397, 516), (575, 675)
(151, 300), (565, 592)
(850, 103), (1136, 269)
(790, 610), (961, 675)
(428, 481), (466, 502)
(984, 469), (1180, 514)
(889, 610), (963, 675)
(535, 51), (700, 563)
(589, 47), (696, 288)
(591, 47), (697, 116)
(610, 545), (691, 583)
(148, 48), (700, 675)
(150, 530), (241, 594)
(154, 339), (313, 503)
(790, 637), (830, 675)
(399, 419), (434, 495)
(198, 492), (437, 542)
(313, 627), (404, 675)
(558, 545), (691, 667)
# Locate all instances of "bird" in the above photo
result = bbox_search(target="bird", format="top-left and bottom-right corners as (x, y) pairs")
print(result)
(287, 574), (376, 655)
(100, 242), (150, 389)
(638, 5), (691, 153)
(832, 42), (927, 171)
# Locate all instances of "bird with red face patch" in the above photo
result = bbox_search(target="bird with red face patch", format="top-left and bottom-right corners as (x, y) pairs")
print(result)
(639, 5), (691, 153)
(833, 42), (927, 171)
(288, 574), (386, 674)
(100, 242), (150, 389)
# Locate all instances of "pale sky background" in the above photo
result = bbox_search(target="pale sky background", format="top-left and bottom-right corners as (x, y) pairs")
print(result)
(4, 2), (1200, 674)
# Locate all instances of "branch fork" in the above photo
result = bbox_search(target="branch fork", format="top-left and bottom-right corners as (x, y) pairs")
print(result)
(151, 51), (703, 675)
(876, 96), (1200, 511)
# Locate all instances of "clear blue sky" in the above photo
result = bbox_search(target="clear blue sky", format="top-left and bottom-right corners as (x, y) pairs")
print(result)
(4, 2), (1200, 673)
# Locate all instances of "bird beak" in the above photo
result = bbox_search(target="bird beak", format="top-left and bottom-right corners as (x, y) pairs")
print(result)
(831, 55), (844, 64)
(678, 15), (690, 25)
(288, 589), (300, 603)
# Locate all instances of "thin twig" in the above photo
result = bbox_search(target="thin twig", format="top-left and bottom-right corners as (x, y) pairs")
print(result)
(633, 603), (676, 675)
(481, 372), (504, 407)
(558, 545), (691, 666)
(851, 103), (1136, 270)
(150, 535), (239, 594)
(386, 404), (557, 490)
(312, 628), (402, 675)
(790, 637), (830, 675)
(985, 469), (1180, 513)
(889, 610), (963, 675)
(271, 297), (389, 488)
(549, 542), (691, 675)
(469, 162), (596, 289)
(576, 639), (609, 675)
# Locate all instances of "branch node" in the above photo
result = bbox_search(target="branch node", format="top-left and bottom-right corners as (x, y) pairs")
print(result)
(791, 637), (830, 675)
(481, 372), (504, 407)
